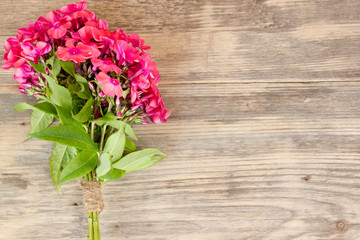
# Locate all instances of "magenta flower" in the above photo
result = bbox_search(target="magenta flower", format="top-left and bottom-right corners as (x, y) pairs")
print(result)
(72, 10), (96, 21)
(149, 109), (171, 124)
(47, 21), (72, 39)
(112, 40), (139, 64)
(72, 25), (94, 43)
(140, 53), (159, 80)
(57, 39), (100, 63)
(14, 63), (38, 85)
(17, 26), (37, 43)
(92, 58), (121, 73)
(2, 37), (26, 69)
(131, 74), (150, 90)
(128, 33), (150, 51)
(14, 63), (41, 94)
(58, 1), (88, 15)
(20, 41), (51, 62)
(43, 11), (72, 39)
(130, 79), (170, 123)
(96, 71), (123, 98)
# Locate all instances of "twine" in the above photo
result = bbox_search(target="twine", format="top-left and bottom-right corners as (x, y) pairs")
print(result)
(78, 181), (104, 213)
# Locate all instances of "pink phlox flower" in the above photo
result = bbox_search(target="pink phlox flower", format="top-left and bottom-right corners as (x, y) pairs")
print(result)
(33, 19), (52, 42)
(112, 40), (139, 64)
(3, 37), (26, 69)
(130, 85), (140, 104)
(92, 57), (121, 73)
(14, 63), (40, 94)
(72, 10), (96, 21)
(111, 29), (128, 42)
(58, 1), (88, 15)
(140, 53), (159, 80)
(72, 25), (94, 43)
(20, 41), (51, 62)
(46, 14), (72, 39)
(131, 74), (151, 90)
(128, 33), (150, 51)
(45, 11), (62, 25)
(57, 38), (100, 63)
(96, 71), (123, 98)
(17, 26), (36, 43)
(130, 79), (170, 123)
(149, 108), (171, 124)
(95, 19), (109, 30)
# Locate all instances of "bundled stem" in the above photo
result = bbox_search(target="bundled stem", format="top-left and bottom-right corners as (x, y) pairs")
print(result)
(86, 122), (101, 240)
(86, 172), (101, 240)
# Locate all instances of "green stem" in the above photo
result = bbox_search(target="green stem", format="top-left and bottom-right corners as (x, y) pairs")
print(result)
(90, 122), (95, 141)
(93, 211), (100, 240)
(88, 212), (94, 240)
(99, 125), (107, 154)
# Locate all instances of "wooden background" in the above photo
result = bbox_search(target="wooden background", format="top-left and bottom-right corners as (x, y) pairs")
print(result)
(1, 0), (360, 239)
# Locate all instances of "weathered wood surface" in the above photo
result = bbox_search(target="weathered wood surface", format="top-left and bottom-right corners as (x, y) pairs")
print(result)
(1, 0), (360, 239)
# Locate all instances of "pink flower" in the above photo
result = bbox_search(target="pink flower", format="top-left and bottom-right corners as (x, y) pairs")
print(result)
(130, 79), (170, 123)
(149, 109), (171, 124)
(96, 71), (123, 98)
(112, 40), (139, 64)
(131, 74), (150, 90)
(2, 37), (26, 69)
(140, 53), (159, 80)
(58, 1), (88, 15)
(14, 63), (39, 85)
(57, 39), (100, 63)
(46, 11), (72, 39)
(17, 26), (36, 43)
(92, 58), (121, 73)
(72, 25), (94, 43)
(20, 41), (51, 62)
(111, 29), (128, 42)
(72, 10), (96, 21)
(128, 33), (150, 51)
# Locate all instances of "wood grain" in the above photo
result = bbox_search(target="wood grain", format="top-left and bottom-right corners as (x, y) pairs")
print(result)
(1, 0), (360, 239)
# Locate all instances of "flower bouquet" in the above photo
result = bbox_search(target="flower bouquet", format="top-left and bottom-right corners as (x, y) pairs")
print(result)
(3, 1), (170, 239)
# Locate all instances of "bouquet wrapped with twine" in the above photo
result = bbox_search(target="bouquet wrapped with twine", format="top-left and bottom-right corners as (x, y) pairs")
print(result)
(3, 1), (170, 239)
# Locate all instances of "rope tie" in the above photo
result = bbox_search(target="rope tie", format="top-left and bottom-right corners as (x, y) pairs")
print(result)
(78, 181), (104, 213)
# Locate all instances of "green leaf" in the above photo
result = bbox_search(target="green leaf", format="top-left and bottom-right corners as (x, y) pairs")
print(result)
(59, 151), (98, 184)
(59, 60), (76, 76)
(100, 168), (126, 182)
(54, 105), (83, 129)
(73, 74), (91, 99)
(122, 88), (130, 99)
(29, 125), (98, 151)
(52, 57), (61, 78)
(50, 143), (77, 191)
(73, 98), (93, 122)
(74, 74), (88, 85)
(125, 138), (136, 152)
(29, 61), (45, 73)
(103, 129), (126, 162)
(96, 153), (126, 182)
(113, 148), (166, 173)
(96, 153), (111, 177)
(91, 113), (118, 125)
(35, 101), (58, 117)
(13, 102), (34, 112)
(91, 114), (137, 140)
(42, 74), (72, 111)
(30, 109), (54, 133)
(13, 101), (58, 117)
(107, 121), (137, 140)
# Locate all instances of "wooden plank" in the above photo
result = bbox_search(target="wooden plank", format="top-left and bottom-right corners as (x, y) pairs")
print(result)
(1, 0), (360, 239)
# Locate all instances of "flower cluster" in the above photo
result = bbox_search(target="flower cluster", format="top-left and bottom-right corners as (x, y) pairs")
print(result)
(3, 1), (170, 123)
